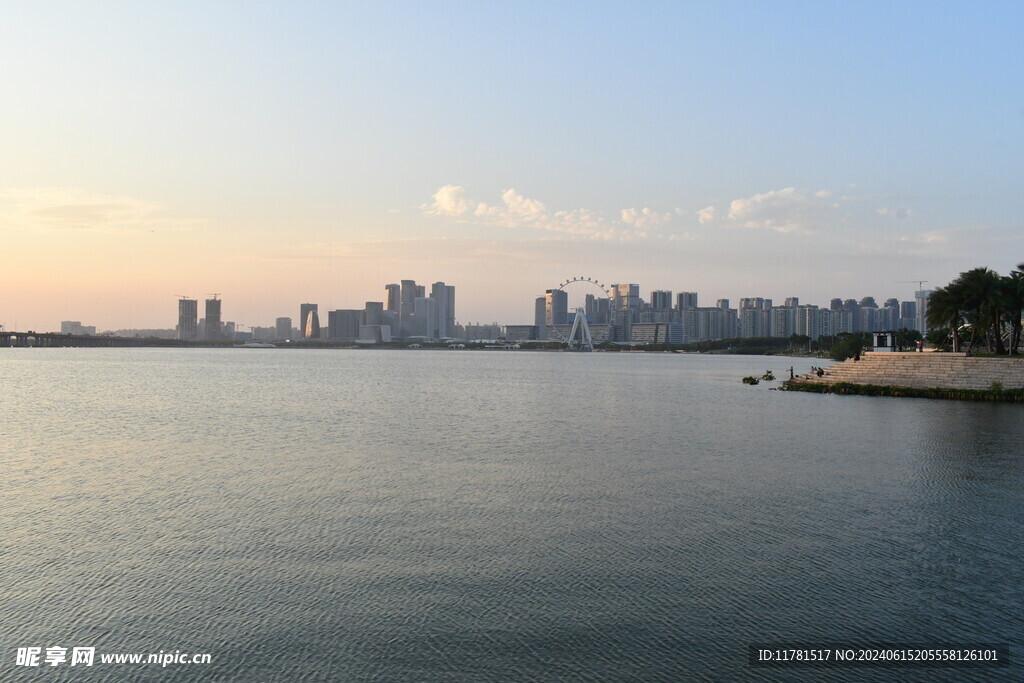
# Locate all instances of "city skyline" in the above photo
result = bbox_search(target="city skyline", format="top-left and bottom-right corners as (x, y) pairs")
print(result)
(33, 275), (933, 341)
(4, 3), (1023, 331)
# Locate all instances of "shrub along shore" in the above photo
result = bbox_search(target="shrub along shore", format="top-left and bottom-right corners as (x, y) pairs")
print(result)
(781, 380), (1024, 402)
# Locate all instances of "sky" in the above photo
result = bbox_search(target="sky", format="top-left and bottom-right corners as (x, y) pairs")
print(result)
(2, 1), (1023, 332)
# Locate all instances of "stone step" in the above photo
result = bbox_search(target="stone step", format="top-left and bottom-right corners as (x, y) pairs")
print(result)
(790, 352), (1024, 390)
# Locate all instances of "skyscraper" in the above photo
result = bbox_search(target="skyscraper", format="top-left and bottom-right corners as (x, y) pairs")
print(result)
(535, 296), (548, 339)
(414, 296), (438, 338)
(177, 298), (198, 340)
(445, 284), (455, 337)
(204, 298), (222, 341)
(275, 317), (292, 340)
(610, 284), (640, 311)
(304, 309), (321, 339)
(430, 281), (455, 338)
(915, 290), (934, 334)
(328, 310), (361, 340)
(399, 276), (415, 331)
(546, 289), (568, 326)
(385, 284), (400, 313)
(677, 292), (698, 310)
(650, 290), (673, 310)
(363, 302), (384, 326)
(300, 303), (319, 339)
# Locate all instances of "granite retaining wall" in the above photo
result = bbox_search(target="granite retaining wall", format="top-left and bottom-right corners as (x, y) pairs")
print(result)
(790, 352), (1024, 391)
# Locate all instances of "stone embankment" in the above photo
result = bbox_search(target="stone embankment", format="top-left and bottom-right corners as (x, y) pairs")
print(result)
(790, 352), (1024, 391)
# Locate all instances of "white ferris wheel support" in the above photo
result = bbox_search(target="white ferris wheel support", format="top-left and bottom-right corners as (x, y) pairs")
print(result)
(566, 307), (594, 351)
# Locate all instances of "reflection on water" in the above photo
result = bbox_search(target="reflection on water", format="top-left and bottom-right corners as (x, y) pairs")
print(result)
(1, 349), (1021, 680)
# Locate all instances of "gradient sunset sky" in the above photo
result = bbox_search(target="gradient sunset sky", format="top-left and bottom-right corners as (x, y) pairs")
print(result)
(3, 1), (1022, 332)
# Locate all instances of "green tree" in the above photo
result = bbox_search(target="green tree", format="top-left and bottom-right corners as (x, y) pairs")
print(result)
(956, 267), (1006, 354)
(788, 333), (810, 352)
(927, 283), (966, 352)
(830, 332), (871, 361)
(895, 327), (923, 352)
(1004, 264), (1024, 355)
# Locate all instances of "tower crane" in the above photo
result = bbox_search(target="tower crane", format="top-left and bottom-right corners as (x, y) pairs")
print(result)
(895, 280), (929, 291)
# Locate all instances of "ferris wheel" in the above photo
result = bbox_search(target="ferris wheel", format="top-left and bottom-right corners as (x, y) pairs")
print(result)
(549, 276), (614, 350)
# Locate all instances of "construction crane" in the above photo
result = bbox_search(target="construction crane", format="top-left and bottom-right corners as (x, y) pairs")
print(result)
(174, 294), (191, 300)
(895, 280), (929, 291)
(206, 293), (221, 300)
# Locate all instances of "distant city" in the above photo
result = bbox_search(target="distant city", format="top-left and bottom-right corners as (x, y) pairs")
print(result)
(37, 279), (937, 346)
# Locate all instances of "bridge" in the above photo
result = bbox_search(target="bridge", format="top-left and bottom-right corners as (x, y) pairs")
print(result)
(1, 332), (148, 348)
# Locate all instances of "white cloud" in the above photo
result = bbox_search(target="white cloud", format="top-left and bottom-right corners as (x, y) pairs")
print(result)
(474, 188), (546, 224)
(0, 187), (209, 233)
(876, 207), (914, 219)
(724, 187), (837, 233)
(892, 229), (953, 245)
(620, 207), (671, 229)
(696, 206), (718, 224)
(676, 187), (841, 234)
(426, 184), (471, 216)
(428, 185), (643, 241)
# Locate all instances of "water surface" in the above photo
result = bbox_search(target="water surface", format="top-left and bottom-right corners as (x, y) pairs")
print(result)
(2, 349), (1020, 680)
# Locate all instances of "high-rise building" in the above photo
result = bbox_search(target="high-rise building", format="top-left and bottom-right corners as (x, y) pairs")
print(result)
(176, 299), (198, 340)
(303, 309), (321, 339)
(445, 284), (455, 336)
(413, 297), (438, 338)
(300, 303), (319, 339)
(275, 317), (292, 340)
(915, 290), (935, 333)
(328, 309), (362, 340)
(610, 284), (640, 311)
(796, 305), (819, 339)
(770, 307), (792, 338)
(716, 299), (730, 310)
(650, 290), (673, 310)
(785, 297), (799, 308)
(400, 280), (417, 330)
(363, 302), (384, 326)
(900, 301), (917, 330)
(61, 321), (82, 335)
(535, 296), (548, 339)
(740, 307), (769, 337)
(739, 297), (766, 311)
(842, 299), (861, 332)
(585, 295), (611, 324)
(204, 298), (222, 341)
(385, 284), (401, 313)
(677, 292), (698, 310)
(379, 310), (399, 338)
(430, 282), (453, 338)
(546, 289), (568, 326)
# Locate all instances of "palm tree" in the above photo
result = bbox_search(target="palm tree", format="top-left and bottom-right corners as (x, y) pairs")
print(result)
(1005, 264), (1024, 355)
(956, 267), (1006, 353)
(927, 284), (965, 352)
